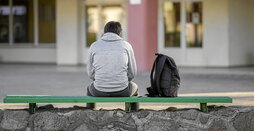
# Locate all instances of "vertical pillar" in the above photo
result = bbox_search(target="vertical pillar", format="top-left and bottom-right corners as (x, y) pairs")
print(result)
(128, 0), (158, 72)
(56, 0), (79, 65)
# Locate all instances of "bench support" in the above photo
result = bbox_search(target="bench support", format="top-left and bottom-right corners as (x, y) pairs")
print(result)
(29, 103), (38, 114)
(200, 103), (208, 112)
(125, 102), (131, 112)
(125, 102), (139, 112)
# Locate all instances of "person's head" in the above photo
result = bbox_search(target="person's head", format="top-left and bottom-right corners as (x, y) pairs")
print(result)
(104, 21), (122, 36)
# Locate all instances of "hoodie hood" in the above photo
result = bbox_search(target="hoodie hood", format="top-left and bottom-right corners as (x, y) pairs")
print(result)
(101, 32), (122, 42)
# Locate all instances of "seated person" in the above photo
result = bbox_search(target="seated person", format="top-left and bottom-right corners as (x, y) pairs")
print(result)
(86, 21), (138, 108)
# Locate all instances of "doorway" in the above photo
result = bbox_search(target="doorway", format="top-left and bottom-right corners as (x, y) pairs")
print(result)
(158, 0), (203, 66)
(80, 0), (127, 64)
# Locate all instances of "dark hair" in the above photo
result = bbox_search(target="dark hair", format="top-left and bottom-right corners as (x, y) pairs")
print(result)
(104, 21), (122, 35)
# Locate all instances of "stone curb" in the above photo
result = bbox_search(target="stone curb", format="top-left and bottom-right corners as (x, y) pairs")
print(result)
(0, 106), (253, 131)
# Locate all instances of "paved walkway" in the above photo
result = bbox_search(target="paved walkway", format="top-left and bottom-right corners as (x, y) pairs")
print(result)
(0, 64), (254, 110)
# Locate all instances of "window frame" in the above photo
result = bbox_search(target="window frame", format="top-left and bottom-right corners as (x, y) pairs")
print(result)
(159, 0), (203, 50)
(83, 0), (127, 48)
(0, 0), (56, 48)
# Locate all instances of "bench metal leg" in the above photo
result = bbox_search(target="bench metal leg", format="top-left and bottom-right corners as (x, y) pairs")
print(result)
(86, 103), (95, 110)
(125, 102), (131, 112)
(200, 103), (208, 112)
(29, 103), (38, 114)
(125, 102), (139, 112)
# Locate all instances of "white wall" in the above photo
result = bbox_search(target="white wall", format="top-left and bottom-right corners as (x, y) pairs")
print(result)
(228, 0), (254, 66)
(0, 48), (56, 63)
(203, 0), (230, 66)
(56, 0), (81, 65)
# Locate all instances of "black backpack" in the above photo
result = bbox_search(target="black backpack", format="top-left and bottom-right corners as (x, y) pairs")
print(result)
(147, 53), (180, 97)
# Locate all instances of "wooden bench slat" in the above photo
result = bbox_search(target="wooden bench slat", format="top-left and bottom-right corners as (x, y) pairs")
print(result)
(4, 95), (232, 103)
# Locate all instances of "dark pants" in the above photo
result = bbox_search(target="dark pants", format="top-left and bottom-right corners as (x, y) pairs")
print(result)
(86, 82), (139, 109)
(87, 82), (138, 97)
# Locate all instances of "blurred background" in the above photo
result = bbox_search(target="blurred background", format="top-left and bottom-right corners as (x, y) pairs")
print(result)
(0, 0), (254, 109)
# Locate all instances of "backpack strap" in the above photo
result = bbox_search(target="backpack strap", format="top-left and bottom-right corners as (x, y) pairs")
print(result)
(154, 55), (167, 96)
(149, 55), (159, 96)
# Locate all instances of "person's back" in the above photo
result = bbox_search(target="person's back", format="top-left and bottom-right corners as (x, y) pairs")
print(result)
(86, 21), (138, 108)
(88, 32), (136, 92)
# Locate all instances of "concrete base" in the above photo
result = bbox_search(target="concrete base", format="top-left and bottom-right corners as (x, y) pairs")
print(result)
(0, 106), (254, 130)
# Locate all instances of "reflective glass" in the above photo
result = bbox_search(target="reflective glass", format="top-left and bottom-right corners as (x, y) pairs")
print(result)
(86, 6), (98, 47)
(39, 0), (56, 43)
(101, 6), (123, 28)
(186, 2), (203, 47)
(86, 5), (124, 47)
(163, 2), (181, 47)
(0, 0), (9, 43)
(13, 0), (34, 43)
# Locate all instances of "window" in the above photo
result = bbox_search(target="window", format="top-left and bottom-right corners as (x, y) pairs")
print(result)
(163, 1), (203, 48)
(0, 0), (56, 45)
(101, 6), (123, 27)
(163, 1), (181, 47)
(85, 5), (124, 47)
(39, 0), (56, 43)
(0, 0), (9, 43)
(186, 2), (203, 47)
(86, 6), (98, 47)
(13, 0), (34, 43)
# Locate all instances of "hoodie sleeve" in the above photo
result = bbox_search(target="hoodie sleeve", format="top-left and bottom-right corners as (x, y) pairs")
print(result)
(87, 46), (95, 80)
(127, 43), (137, 81)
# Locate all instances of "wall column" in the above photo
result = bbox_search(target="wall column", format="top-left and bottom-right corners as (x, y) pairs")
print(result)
(56, 0), (79, 65)
(128, 0), (158, 72)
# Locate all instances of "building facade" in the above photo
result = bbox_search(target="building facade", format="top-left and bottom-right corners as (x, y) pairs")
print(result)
(0, 0), (254, 71)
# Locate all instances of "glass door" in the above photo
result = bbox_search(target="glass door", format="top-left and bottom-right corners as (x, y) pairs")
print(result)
(159, 0), (203, 65)
(86, 6), (98, 46)
(80, 0), (126, 64)
(85, 5), (124, 47)
(163, 1), (181, 47)
(185, 1), (203, 47)
(162, 0), (203, 48)
(0, 0), (9, 43)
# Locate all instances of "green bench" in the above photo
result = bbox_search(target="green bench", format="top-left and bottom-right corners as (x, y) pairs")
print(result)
(3, 95), (232, 113)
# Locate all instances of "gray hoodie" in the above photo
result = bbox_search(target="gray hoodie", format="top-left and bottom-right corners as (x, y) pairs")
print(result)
(87, 32), (137, 92)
